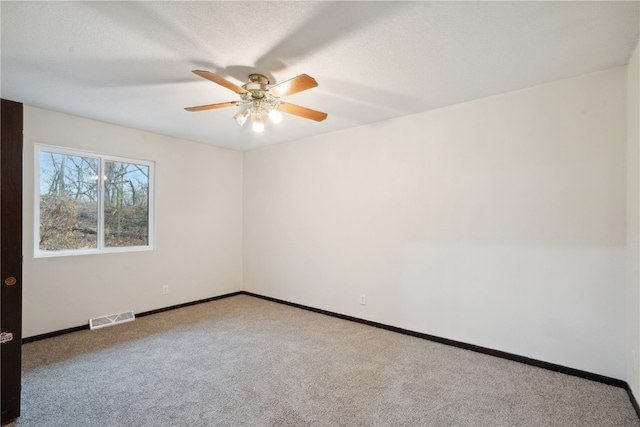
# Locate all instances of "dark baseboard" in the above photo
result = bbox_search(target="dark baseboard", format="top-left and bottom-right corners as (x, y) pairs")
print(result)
(242, 292), (626, 387)
(136, 291), (245, 318)
(20, 289), (640, 420)
(22, 324), (88, 343)
(627, 384), (640, 420)
(21, 291), (244, 344)
(242, 291), (640, 420)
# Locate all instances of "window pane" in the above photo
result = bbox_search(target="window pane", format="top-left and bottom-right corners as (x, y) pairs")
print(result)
(104, 161), (149, 248)
(39, 151), (99, 251)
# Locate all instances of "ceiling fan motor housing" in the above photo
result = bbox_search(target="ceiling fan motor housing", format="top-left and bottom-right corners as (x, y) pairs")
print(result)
(244, 74), (270, 97)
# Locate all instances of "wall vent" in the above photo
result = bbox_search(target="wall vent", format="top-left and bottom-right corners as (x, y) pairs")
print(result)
(89, 311), (135, 330)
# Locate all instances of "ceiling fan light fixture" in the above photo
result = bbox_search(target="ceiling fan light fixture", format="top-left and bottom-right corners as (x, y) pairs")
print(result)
(268, 108), (283, 124)
(252, 110), (265, 133)
(233, 108), (251, 126)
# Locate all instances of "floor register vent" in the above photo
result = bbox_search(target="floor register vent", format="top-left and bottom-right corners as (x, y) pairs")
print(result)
(89, 311), (135, 330)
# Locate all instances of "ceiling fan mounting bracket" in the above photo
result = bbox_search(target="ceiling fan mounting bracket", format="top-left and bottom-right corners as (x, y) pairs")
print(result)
(248, 74), (270, 85)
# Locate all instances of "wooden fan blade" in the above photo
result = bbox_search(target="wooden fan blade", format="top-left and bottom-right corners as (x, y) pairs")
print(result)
(279, 102), (327, 122)
(192, 70), (248, 94)
(184, 101), (239, 112)
(269, 74), (318, 98)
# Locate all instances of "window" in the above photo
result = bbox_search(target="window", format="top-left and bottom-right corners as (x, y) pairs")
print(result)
(36, 145), (154, 257)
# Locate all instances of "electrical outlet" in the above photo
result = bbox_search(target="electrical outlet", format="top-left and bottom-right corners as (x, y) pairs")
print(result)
(162, 285), (169, 295)
(360, 294), (366, 305)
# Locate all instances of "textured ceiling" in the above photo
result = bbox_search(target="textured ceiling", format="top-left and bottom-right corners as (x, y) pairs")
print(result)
(2, 1), (639, 151)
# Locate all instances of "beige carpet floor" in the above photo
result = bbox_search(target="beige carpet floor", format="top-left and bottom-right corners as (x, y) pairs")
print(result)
(6, 294), (640, 426)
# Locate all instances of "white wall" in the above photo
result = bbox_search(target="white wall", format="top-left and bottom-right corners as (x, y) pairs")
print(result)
(244, 68), (627, 379)
(23, 106), (243, 338)
(628, 38), (640, 396)
(21, 65), (630, 381)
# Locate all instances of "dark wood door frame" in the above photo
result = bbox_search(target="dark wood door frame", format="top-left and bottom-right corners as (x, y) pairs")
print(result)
(1, 98), (24, 424)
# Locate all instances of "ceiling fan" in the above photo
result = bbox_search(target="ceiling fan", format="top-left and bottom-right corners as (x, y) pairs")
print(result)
(185, 70), (328, 133)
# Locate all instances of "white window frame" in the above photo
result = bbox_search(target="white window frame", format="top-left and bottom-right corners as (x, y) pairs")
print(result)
(35, 144), (156, 258)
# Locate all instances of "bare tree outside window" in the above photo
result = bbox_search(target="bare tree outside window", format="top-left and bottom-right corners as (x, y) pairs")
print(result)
(104, 161), (149, 247)
(39, 152), (99, 250)
(37, 146), (154, 255)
